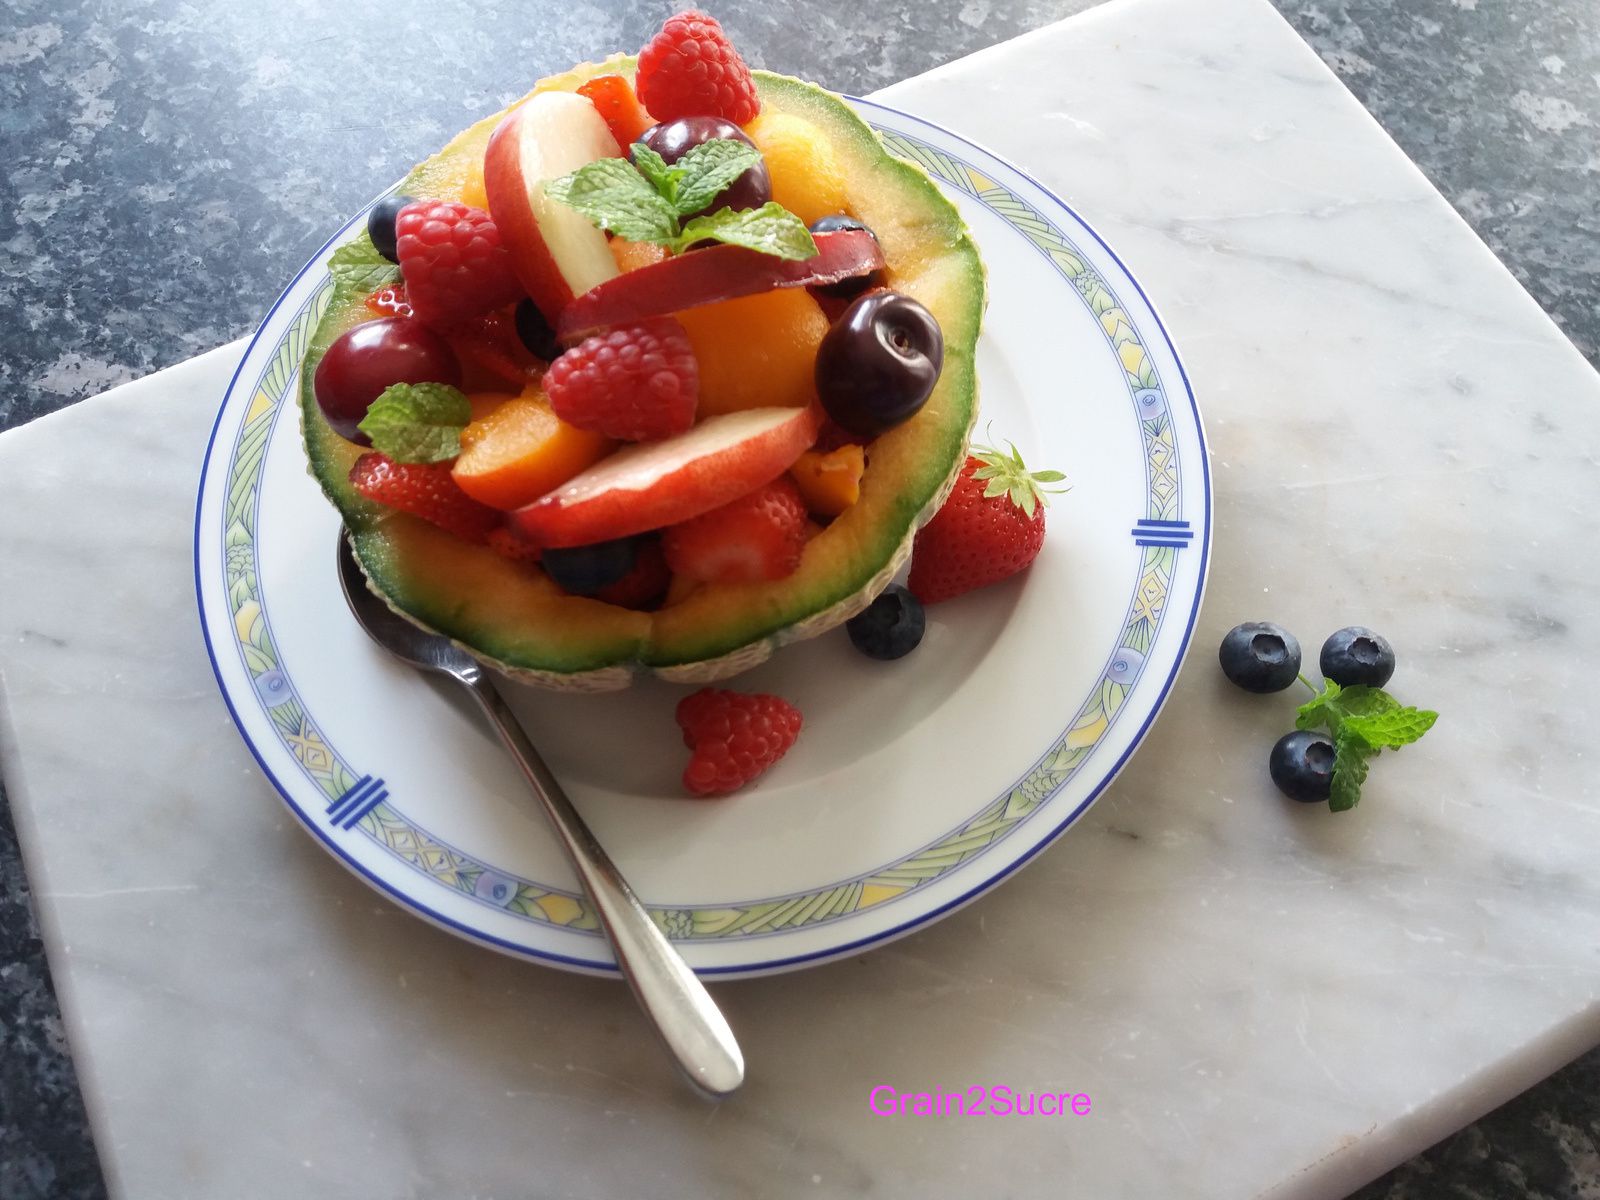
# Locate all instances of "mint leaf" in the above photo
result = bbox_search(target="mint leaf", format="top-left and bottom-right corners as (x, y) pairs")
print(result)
(1295, 678), (1342, 732)
(1344, 706), (1438, 750)
(544, 158), (678, 244)
(630, 143), (683, 205)
(671, 139), (764, 216)
(1295, 681), (1397, 734)
(1295, 678), (1438, 811)
(1330, 730), (1373, 812)
(328, 236), (399, 300)
(357, 383), (472, 464)
(673, 203), (818, 260)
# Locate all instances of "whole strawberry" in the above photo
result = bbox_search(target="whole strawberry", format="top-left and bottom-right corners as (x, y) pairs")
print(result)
(676, 688), (803, 796)
(349, 453), (502, 544)
(636, 10), (760, 126)
(907, 444), (1065, 604)
(394, 200), (524, 328)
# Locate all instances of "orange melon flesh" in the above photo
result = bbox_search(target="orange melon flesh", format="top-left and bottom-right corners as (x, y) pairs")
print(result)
(676, 288), (829, 416)
(301, 63), (983, 688)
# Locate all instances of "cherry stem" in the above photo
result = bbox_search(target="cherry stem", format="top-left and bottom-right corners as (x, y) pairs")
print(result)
(1297, 673), (1320, 697)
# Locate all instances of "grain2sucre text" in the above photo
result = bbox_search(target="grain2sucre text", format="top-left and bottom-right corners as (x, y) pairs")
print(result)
(868, 1084), (1092, 1117)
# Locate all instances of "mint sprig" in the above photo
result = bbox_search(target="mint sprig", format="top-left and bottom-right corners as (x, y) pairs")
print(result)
(328, 236), (400, 301)
(1295, 679), (1437, 811)
(357, 382), (472, 464)
(545, 139), (818, 260)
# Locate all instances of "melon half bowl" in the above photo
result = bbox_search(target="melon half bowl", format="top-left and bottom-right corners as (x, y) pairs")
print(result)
(301, 60), (985, 691)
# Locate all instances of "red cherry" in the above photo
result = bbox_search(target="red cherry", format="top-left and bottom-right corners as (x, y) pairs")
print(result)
(313, 318), (461, 443)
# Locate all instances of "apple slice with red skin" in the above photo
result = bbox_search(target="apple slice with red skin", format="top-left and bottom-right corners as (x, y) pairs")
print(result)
(556, 230), (886, 341)
(514, 405), (824, 548)
(484, 92), (620, 321)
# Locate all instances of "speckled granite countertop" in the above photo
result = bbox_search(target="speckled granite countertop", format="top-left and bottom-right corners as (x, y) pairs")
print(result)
(1, 1), (1596, 1197)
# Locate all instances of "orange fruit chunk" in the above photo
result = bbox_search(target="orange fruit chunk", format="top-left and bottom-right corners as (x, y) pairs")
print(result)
(610, 238), (670, 274)
(459, 158), (489, 210)
(676, 288), (828, 416)
(577, 75), (655, 153)
(790, 444), (864, 517)
(743, 112), (846, 226)
(452, 387), (613, 511)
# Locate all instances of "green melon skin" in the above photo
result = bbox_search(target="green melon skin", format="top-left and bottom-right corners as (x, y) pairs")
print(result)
(301, 62), (985, 691)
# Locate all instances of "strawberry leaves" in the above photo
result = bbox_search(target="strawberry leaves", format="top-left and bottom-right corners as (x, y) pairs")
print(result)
(970, 442), (1068, 519)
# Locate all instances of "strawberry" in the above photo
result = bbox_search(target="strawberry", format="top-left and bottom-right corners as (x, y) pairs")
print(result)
(594, 537), (672, 609)
(394, 200), (524, 328)
(676, 688), (803, 796)
(635, 11), (760, 126)
(486, 525), (542, 564)
(663, 476), (808, 584)
(907, 444), (1065, 604)
(364, 282), (414, 319)
(445, 309), (543, 392)
(349, 453), (501, 544)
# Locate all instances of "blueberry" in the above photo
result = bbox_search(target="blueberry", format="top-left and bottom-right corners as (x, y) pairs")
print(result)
(1218, 621), (1302, 693)
(807, 215), (885, 300)
(541, 537), (637, 596)
(367, 194), (415, 263)
(1319, 626), (1396, 688)
(514, 298), (562, 363)
(1269, 730), (1335, 803)
(847, 585), (925, 660)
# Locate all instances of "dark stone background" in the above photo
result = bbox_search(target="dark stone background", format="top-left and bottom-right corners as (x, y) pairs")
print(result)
(1, 1), (1595, 1196)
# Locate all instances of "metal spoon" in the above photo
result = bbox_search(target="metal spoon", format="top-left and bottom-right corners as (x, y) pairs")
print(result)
(336, 530), (744, 1097)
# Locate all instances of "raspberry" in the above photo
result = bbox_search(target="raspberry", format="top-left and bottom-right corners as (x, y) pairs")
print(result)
(663, 476), (808, 584)
(545, 317), (698, 441)
(636, 11), (760, 126)
(394, 201), (524, 328)
(348, 453), (501, 544)
(675, 688), (803, 796)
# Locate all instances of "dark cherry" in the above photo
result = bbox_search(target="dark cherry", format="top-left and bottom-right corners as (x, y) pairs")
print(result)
(313, 317), (461, 444)
(815, 291), (944, 438)
(635, 117), (771, 216)
(367, 193), (415, 263)
(807, 215), (885, 300)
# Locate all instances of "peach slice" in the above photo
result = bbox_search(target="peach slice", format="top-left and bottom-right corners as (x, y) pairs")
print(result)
(452, 388), (613, 511)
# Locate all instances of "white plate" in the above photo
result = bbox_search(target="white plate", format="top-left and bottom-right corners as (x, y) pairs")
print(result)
(195, 96), (1209, 979)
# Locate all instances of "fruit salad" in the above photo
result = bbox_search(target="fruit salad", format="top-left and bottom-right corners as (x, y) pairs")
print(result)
(302, 11), (987, 694)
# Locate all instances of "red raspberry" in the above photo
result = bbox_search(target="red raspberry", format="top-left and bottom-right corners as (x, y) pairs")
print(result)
(663, 477), (808, 584)
(636, 11), (760, 126)
(675, 688), (803, 796)
(544, 317), (698, 441)
(348, 453), (501, 544)
(394, 201), (524, 328)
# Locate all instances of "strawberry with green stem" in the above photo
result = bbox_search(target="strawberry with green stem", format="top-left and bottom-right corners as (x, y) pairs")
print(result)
(907, 442), (1066, 604)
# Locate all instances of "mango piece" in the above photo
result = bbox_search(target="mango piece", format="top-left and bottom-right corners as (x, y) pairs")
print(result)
(676, 288), (829, 416)
(790, 444), (865, 517)
(610, 238), (669, 273)
(452, 387), (613, 511)
(744, 112), (847, 226)
(459, 158), (489, 210)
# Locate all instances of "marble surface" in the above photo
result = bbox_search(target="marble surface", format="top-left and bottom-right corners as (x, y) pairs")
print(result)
(4, 0), (1600, 1197)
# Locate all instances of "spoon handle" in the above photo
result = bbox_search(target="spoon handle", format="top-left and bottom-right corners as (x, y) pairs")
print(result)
(464, 677), (745, 1098)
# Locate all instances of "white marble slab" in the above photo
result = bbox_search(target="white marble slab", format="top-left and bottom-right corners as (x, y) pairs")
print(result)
(3, 0), (1598, 1196)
